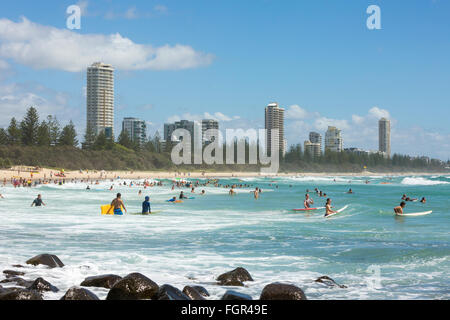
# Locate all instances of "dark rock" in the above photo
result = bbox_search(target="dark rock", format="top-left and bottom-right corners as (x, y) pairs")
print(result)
(157, 284), (191, 300)
(192, 285), (210, 297)
(3, 270), (25, 277)
(217, 267), (253, 286)
(106, 273), (159, 300)
(315, 276), (347, 289)
(260, 283), (307, 300)
(81, 274), (122, 289)
(26, 254), (64, 268)
(221, 290), (253, 300)
(0, 288), (43, 300)
(0, 277), (34, 287)
(182, 286), (206, 300)
(60, 287), (100, 300)
(28, 277), (59, 293)
(12, 265), (24, 268)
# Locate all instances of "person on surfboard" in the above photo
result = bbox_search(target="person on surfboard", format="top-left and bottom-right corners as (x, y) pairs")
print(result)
(324, 198), (337, 217)
(394, 202), (406, 215)
(108, 193), (127, 215)
(304, 194), (314, 209)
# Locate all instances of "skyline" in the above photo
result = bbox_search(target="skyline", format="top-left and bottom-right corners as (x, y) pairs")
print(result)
(0, 1), (449, 159)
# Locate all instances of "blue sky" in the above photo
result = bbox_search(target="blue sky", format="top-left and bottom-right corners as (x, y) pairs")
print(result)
(0, 0), (449, 159)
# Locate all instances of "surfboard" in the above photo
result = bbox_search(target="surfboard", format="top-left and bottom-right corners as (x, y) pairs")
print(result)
(292, 207), (325, 212)
(101, 205), (124, 215)
(396, 211), (432, 217)
(167, 200), (183, 203)
(325, 205), (349, 218)
(130, 211), (163, 215)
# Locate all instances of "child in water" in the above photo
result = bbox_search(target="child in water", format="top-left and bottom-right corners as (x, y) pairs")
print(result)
(142, 196), (151, 214)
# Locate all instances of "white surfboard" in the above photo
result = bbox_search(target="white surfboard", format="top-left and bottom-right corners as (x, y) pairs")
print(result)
(325, 205), (349, 218)
(396, 211), (432, 217)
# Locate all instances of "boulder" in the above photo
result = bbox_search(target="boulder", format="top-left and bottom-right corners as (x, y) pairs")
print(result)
(221, 290), (253, 300)
(81, 274), (122, 289)
(26, 254), (64, 268)
(60, 287), (100, 300)
(157, 285), (191, 300)
(182, 286), (206, 300)
(28, 277), (59, 293)
(192, 285), (210, 297)
(3, 270), (26, 277)
(315, 276), (347, 289)
(0, 277), (34, 288)
(217, 267), (253, 286)
(260, 283), (307, 300)
(0, 288), (43, 300)
(106, 273), (159, 300)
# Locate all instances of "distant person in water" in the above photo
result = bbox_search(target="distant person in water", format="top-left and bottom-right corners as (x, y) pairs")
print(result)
(347, 189), (353, 194)
(108, 193), (127, 215)
(0, 193), (4, 199)
(31, 194), (45, 207)
(394, 202), (406, 215)
(229, 188), (236, 196)
(201, 190), (206, 195)
(420, 197), (426, 204)
(180, 191), (188, 199)
(142, 196), (151, 214)
(168, 197), (177, 202)
(324, 198), (337, 217)
(304, 194), (314, 209)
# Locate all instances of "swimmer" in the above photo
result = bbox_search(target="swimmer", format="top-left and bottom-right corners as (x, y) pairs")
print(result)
(142, 196), (151, 214)
(324, 198), (337, 217)
(31, 194), (46, 207)
(108, 193), (127, 215)
(304, 194), (314, 209)
(347, 189), (353, 194)
(394, 202), (406, 215)
(420, 197), (426, 204)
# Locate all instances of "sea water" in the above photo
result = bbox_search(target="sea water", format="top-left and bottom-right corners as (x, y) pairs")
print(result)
(0, 175), (449, 300)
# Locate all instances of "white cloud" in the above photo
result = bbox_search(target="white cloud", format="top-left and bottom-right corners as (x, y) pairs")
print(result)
(313, 117), (350, 131)
(368, 106), (390, 119)
(124, 6), (138, 20)
(167, 112), (240, 124)
(154, 5), (168, 15)
(0, 17), (214, 72)
(285, 105), (308, 119)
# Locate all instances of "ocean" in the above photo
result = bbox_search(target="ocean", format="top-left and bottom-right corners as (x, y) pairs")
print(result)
(0, 174), (449, 300)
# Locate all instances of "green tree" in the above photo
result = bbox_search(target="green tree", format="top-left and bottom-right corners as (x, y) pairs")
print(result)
(118, 130), (133, 149)
(47, 115), (61, 146)
(36, 121), (51, 146)
(59, 121), (79, 147)
(7, 117), (21, 145)
(0, 128), (8, 145)
(20, 107), (40, 145)
(82, 124), (97, 150)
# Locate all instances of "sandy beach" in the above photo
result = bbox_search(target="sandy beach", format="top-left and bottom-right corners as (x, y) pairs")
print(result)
(0, 167), (447, 182)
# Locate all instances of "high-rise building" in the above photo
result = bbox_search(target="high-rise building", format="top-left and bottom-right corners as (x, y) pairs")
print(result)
(122, 118), (147, 147)
(265, 103), (286, 156)
(379, 117), (391, 157)
(304, 140), (322, 158)
(325, 126), (343, 152)
(202, 119), (219, 145)
(164, 120), (202, 149)
(86, 62), (115, 138)
(309, 132), (322, 155)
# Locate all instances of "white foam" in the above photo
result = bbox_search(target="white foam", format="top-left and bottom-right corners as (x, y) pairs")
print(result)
(401, 177), (449, 186)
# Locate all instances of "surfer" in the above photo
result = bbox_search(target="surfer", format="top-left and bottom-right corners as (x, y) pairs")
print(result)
(31, 194), (46, 207)
(394, 202), (406, 215)
(142, 196), (151, 214)
(324, 198), (337, 217)
(304, 194), (314, 208)
(108, 193), (127, 215)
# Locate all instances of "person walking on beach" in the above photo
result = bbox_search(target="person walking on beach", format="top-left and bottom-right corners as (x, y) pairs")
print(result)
(31, 194), (45, 207)
(304, 194), (314, 208)
(394, 202), (406, 215)
(108, 193), (127, 215)
(142, 196), (151, 214)
(324, 198), (337, 217)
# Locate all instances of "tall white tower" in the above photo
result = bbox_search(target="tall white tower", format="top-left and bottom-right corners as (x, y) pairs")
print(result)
(87, 62), (115, 138)
(379, 117), (391, 157)
(265, 103), (286, 156)
(325, 126), (343, 152)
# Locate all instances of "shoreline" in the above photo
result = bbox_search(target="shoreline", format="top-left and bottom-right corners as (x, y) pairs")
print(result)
(0, 168), (448, 182)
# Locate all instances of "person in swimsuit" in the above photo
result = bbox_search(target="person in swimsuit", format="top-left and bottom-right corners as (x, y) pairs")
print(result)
(31, 194), (45, 207)
(179, 191), (188, 199)
(109, 193), (127, 215)
(420, 197), (426, 204)
(142, 196), (151, 214)
(394, 202), (406, 215)
(324, 198), (337, 217)
(304, 194), (314, 209)
(168, 197), (177, 202)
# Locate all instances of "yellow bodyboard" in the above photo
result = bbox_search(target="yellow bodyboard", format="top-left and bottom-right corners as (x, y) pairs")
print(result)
(101, 205), (124, 215)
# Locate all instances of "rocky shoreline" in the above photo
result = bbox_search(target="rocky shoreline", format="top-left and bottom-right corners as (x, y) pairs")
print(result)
(0, 253), (348, 301)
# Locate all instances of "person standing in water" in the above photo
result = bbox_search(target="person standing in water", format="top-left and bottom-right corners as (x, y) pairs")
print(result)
(304, 194), (314, 209)
(31, 194), (46, 207)
(108, 193), (127, 215)
(394, 202), (406, 215)
(324, 198), (337, 217)
(142, 196), (151, 214)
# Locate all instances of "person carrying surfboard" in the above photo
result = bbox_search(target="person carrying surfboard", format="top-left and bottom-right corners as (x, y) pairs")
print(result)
(324, 198), (337, 217)
(394, 202), (406, 215)
(108, 193), (127, 215)
(304, 194), (314, 209)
